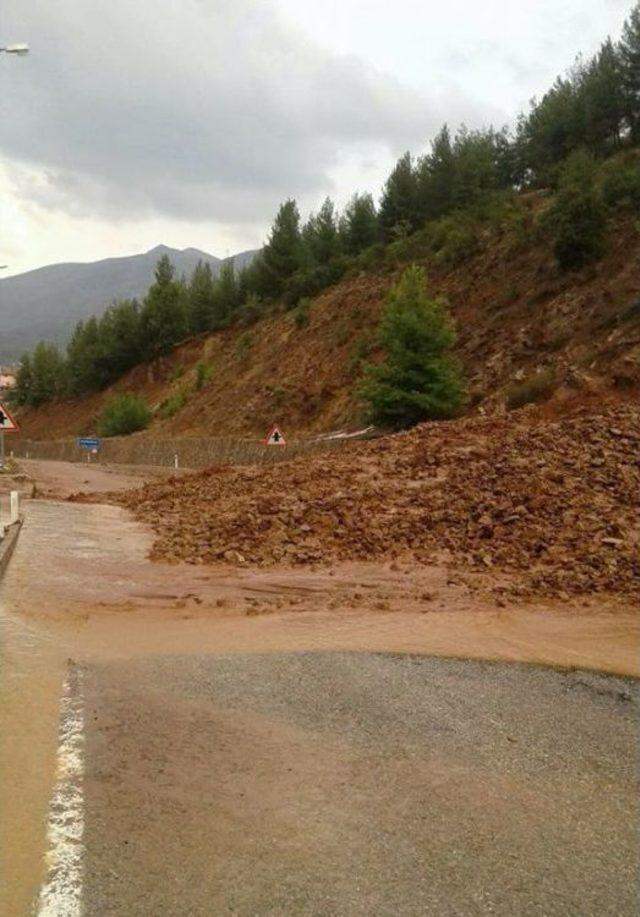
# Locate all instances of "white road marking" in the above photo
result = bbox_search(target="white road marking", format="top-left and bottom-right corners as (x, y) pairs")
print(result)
(37, 665), (85, 917)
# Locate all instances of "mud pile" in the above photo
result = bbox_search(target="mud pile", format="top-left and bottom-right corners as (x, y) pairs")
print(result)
(115, 400), (640, 597)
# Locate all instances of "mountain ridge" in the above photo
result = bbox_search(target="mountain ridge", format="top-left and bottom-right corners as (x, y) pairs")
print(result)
(0, 244), (259, 360)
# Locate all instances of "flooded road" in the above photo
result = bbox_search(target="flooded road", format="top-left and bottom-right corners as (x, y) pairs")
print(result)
(0, 482), (638, 914)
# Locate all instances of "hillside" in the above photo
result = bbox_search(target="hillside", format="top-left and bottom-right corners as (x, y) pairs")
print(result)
(15, 197), (640, 443)
(0, 244), (258, 361)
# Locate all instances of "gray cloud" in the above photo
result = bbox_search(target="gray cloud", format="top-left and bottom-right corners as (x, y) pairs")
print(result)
(0, 0), (437, 223)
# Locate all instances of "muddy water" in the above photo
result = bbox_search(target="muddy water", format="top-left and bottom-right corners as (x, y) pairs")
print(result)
(0, 499), (638, 915)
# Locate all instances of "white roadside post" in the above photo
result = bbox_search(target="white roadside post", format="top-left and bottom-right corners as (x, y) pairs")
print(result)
(174, 453), (179, 469)
(10, 491), (19, 525)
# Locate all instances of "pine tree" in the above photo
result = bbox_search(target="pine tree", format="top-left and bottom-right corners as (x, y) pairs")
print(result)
(66, 317), (103, 393)
(212, 260), (240, 326)
(517, 76), (586, 184)
(13, 353), (34, 406)
(258, 200), (303, 298)
(359, 266), (463, 429)
(620, 3), (640, 142)
(98, 299), (144, 379)
(303, 198), (341, 264)
(141, 254), (188, 355)
(188, 261), (216, 333)
(550, 149), (606, 270)
(451, 127), (501, 207)
(416, 125), (456, 222)
(379, 152), (420, 239)
(582, 39), (626, 153)
(340, 193), (379, 254)
(30, 342), (66, 405)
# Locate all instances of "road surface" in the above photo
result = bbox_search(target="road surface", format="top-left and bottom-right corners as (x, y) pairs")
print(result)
(0, 463), (638, 915)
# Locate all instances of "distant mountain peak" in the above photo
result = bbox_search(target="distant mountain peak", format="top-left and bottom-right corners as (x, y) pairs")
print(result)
(146, 243), (174, 255)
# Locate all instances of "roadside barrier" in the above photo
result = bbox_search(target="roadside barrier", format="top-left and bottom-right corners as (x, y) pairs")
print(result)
(0, 491), (23, 577)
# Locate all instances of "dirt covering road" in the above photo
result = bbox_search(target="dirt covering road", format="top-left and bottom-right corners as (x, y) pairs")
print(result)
(105, 398), (639, 601)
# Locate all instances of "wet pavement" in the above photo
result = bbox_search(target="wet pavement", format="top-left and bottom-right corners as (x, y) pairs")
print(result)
(0, 493), (639, 915)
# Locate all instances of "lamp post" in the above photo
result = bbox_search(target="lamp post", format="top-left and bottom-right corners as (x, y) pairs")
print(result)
(0, 43), (29, 56)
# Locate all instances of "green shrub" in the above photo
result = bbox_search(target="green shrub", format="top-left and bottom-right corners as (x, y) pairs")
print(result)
(267, 384), (289, 406)
(334, 323), (351, 347)
(347, 333), (376, 375)
(195, 361), (214, 390)
(238, 293), (262, 327)
(98, 393), (151, 436)
(235, 331), (253, 361)
(158, 389), (188, 419)
(429, 216), (479, 266)
(291, 298), (311, 328)
(354, 242), (387, 273)
(358, 265), (463, 429)
(602, 160), (640, 211)
(169, 365), (185, 382)
(506, 370), (558, 410)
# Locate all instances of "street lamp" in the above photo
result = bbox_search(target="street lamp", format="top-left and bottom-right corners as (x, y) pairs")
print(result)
(0, 43), (29, 56)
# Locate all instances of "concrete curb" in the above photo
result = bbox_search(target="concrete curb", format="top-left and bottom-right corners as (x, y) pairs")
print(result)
(0, 517), (24, 580)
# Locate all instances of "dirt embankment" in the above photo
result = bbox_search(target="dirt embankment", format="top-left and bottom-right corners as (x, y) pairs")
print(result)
(15, 207), (640, 443)
(95, 398), (639, 601)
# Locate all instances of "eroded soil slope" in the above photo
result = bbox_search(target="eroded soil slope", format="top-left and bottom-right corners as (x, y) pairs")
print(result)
(17, 207), (640, 442)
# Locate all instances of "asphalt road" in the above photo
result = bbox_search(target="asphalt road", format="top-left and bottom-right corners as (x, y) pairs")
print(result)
(75, 652), (638, 916)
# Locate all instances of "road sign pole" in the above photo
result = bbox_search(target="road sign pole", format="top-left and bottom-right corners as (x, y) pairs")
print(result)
(1, 429), (4, 468)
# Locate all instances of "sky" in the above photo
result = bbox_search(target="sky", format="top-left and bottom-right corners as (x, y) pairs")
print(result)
(0, 0), (633, 276)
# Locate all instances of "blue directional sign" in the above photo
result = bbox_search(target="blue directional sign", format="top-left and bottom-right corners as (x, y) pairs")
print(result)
(78, 437), (100, 450)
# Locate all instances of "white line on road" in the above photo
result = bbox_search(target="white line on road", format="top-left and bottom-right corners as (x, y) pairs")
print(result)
(37, 665), (85, 917)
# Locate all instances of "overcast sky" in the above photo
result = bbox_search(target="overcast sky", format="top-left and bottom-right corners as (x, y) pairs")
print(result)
(0, 0), (632, 275)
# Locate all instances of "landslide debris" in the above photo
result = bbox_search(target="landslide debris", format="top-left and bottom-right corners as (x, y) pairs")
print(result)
(114, 401), (640, 598)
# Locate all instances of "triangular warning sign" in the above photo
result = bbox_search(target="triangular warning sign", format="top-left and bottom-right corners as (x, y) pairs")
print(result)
(265, 425), (286, 446)
(0, 401), (19, 433)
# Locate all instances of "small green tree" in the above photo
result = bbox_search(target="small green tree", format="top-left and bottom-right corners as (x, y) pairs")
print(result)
(550, 149), (606, 270)
(98, 393), (151, 436)
(359, 266), (463, 429)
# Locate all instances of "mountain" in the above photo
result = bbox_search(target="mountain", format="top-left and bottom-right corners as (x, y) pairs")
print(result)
(0, 244), (259, 361)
